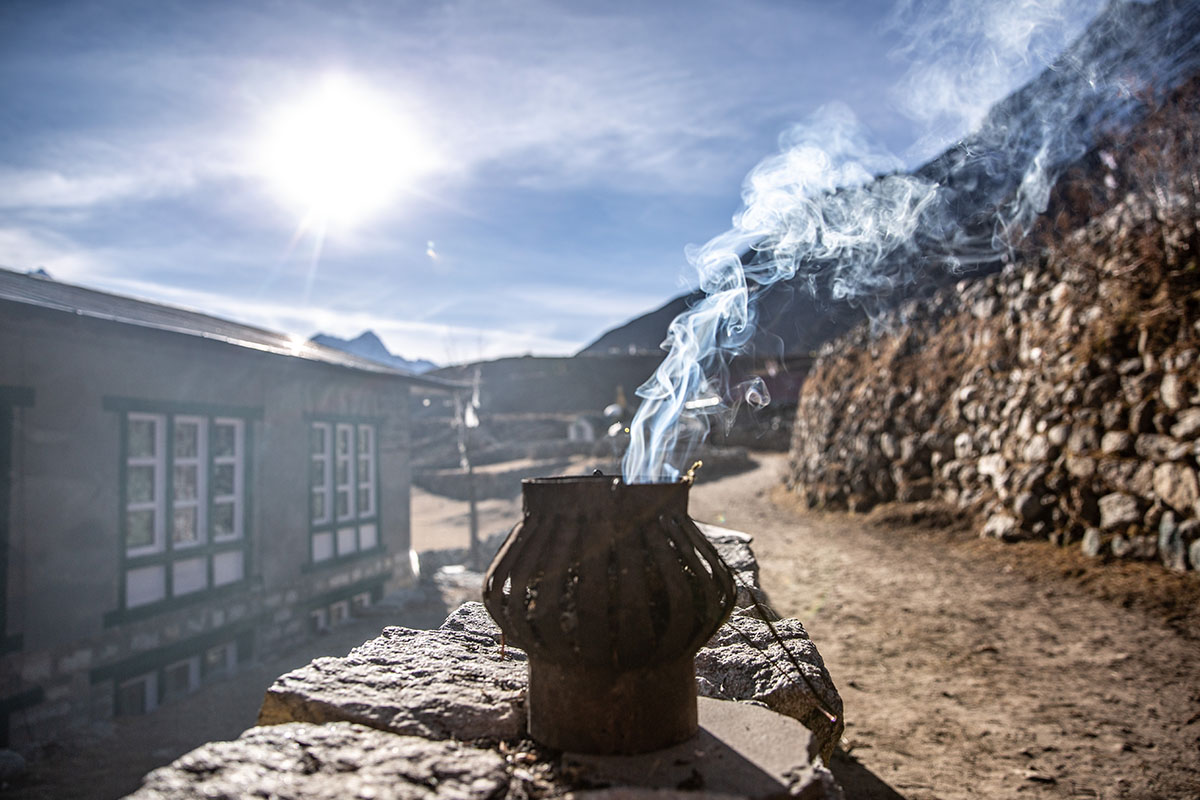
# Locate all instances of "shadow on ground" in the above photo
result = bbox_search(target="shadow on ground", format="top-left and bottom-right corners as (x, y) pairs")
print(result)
(830, 750), (908, 800)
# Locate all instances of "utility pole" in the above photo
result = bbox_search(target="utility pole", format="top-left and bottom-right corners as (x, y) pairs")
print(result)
(456, 368), (482, 571)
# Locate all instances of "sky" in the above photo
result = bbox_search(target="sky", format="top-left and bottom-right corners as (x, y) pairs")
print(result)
(0, 0), (1102, 365)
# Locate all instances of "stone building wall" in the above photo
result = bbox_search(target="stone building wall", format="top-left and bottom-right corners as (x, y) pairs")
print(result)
(0, 301), (418, 748)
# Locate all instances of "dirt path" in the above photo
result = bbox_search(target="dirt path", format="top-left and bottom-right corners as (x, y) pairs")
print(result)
(689, 454), (1200, 800)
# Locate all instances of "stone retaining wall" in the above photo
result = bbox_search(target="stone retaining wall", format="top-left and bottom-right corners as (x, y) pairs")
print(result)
(788, 190), (1200, 571)
(123, 528), (846, 799)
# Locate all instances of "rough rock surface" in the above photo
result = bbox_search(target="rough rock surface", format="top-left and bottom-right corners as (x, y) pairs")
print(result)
(696, 616), (843, 763)
(260, 520), (844, 765)
(788, 103), (1200, 574)
(125, 722), (509, 800)
(258, 625), (526, 741)
(696, 522), (774, 615)
(176, 529), (845, 799)
(261, 600), (844, 768)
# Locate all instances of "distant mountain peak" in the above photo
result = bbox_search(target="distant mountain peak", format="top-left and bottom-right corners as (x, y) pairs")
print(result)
(310, 330), (437, 374)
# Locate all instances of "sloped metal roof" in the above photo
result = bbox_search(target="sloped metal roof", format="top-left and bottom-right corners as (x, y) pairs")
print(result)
(0, 267), (460, 390)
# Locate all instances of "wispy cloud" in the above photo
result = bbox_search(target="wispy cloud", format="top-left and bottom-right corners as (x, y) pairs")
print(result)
(95, 276), (579, 363)
(0, 226), (105, 277)
(0, 0), (1104, 363)
(0, 166), (199, 210)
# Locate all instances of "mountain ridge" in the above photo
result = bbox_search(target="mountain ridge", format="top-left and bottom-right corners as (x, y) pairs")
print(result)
(309, 330), (437, 374)
(579, 0), (1200, 359)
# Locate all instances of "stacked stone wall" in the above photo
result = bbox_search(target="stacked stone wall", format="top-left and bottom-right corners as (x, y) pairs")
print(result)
(788, 190), (1200, 571)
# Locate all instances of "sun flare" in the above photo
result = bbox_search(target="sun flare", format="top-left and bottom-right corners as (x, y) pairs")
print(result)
(258, 74), (434, 228)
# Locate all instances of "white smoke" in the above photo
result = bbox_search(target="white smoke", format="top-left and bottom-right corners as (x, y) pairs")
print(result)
(889, 0), (1104, 160)
(622, 0), (1190, 483)
(622, 104), (942, 482)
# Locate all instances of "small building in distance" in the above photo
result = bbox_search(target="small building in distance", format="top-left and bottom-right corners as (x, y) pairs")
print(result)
(0, 267), (451, 747)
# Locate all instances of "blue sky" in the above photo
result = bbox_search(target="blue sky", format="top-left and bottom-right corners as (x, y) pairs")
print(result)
(0, 0), (1101, 364)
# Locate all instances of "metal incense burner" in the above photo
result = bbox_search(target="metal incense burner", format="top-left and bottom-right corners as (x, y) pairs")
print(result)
(482, 475), (736, 754)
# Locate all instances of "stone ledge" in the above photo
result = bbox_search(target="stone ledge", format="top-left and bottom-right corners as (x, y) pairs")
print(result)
(125, 721), (509, 799)
(697, 616), (843, 764)
(259, 603), (842, 761)
(127, 704), (841, 800)
(258, 625), (526, 742)
(259, 527), (843, 761)
(129, 527), (845, 799)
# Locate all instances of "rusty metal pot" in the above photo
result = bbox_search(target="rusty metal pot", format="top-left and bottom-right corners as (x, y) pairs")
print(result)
(482, 475), (736, 754)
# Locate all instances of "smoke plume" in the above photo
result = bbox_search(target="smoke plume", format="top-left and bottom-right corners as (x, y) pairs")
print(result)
(623, 0), (1200, 483)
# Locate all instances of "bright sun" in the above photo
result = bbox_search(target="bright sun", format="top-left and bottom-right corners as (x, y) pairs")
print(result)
(258, 74), (434, 229)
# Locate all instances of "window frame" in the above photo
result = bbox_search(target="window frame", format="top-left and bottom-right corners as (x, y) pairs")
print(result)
(107, 399), (258, 622)
(307, 416), (382, 567)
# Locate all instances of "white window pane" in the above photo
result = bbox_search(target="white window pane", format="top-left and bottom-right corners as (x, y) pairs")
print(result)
(213, 502), (238, 539)
(311, 458), (326, 488)
(174, 465), (198, 501)
(359, 523), (377, 550)
(172, 557), (207, 596)
(357, 425), (373, 454)
(126, 509), (156, 550)
(173, 506), (201, 545)
(337, 526), (357, 556)
(311, 489), (327, 524)
(213, 550), (244, 586)
(310, 423), (329, 456)
(213, 464), (235, 496)
(312, 531), (335, 562)
(126, 565), (166, 608)
(128, 465), (156, 504)
(212, 422), (238, 458)
(174, 419), (200, 458)
(127, 418), (158, 458)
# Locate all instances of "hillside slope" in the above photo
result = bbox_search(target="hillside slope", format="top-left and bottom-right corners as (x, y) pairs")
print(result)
(788, 82), (1200, 572)
(580, 0), (1200, 359)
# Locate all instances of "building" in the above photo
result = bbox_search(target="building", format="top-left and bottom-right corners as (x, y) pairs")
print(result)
(0, 267), (451, 747)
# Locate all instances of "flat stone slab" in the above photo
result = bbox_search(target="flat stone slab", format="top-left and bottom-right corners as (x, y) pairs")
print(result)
(564, 698), (841, 799)
(258, 625), (526, 742)
(697, 616), (843, 763)
(124, 721), (508, 799)
(256, 523), (843, 786)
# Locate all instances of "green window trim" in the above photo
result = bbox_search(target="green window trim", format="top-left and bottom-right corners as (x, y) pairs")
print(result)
(110, 404), (257, 620)
(307, 417), (385, 567)
(91, 622), (256, 716)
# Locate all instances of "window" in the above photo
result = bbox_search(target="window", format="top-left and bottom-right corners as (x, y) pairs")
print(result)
(310, 421), (379, 563)
(163, 657), (201, 701)
(115, 672), (158, 716)
(110, 634), (247, 716)
(121, 412), (249, 610)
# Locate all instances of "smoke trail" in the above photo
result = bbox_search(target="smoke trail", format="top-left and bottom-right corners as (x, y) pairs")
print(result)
(623, 0), (1200, 483)
(622, 105), (941, 483)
